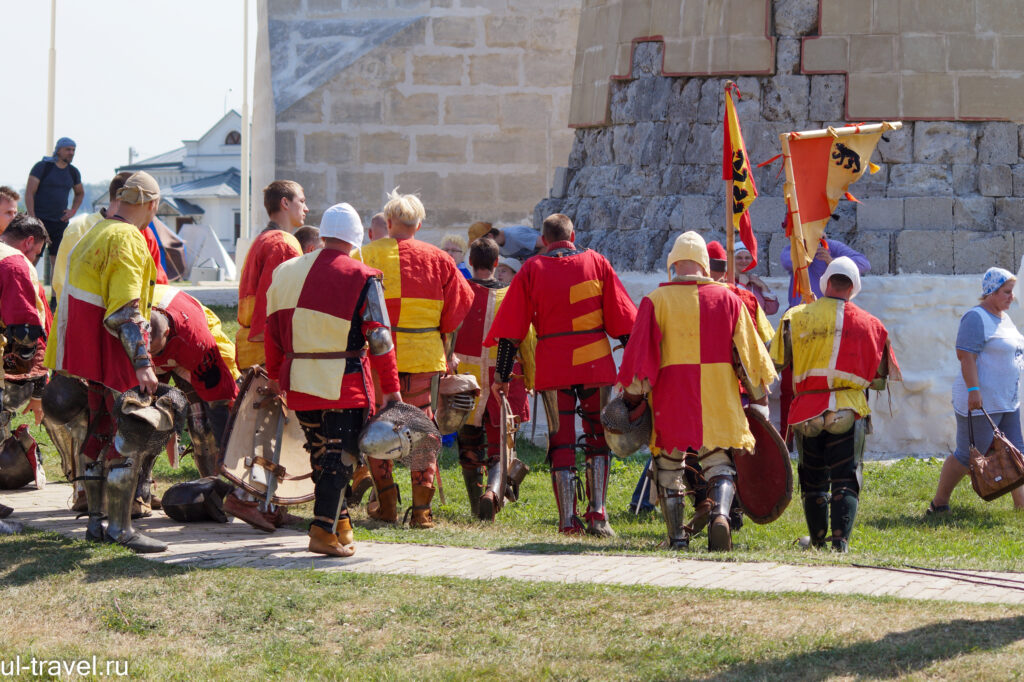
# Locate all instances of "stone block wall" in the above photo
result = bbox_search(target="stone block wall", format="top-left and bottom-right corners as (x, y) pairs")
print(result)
(263, 0), (579, 228)
(535, 0), (1024, 276)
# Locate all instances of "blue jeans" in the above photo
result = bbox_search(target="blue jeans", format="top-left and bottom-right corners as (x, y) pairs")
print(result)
(630, 457), (656, 512)
(954, 408), (1024, 467)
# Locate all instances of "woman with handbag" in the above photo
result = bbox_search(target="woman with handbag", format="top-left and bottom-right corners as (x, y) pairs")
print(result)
(928, 267), (1024, 513)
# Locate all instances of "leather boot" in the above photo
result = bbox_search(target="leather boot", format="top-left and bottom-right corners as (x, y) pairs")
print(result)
(366, 459), (399, 523)
(223, 493), (276, 533)
(346, 464), (373, 507)
(478, 463), (504, 521)
(266, 505), (303, 528)
(70, 484), (88, 513)
(309, 524), (355, 557)
(584, 455), (615, 537)
(81, 460), (106, 542)
(552, 468), (585, 534)
(707, 475), (736, 552)
(799, 492), (830, 549)
(461, 466), (484, 517)
(105, 458), (167, 553)
(689, 498), (713, 535)
(335, 515), (354, 547)
(407, 484), (435, 529)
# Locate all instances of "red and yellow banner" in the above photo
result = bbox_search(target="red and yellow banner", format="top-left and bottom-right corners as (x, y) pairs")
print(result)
(722, 82), (758, 271)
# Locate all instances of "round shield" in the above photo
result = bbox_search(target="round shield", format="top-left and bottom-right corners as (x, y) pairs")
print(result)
(734, 406), (793, 524)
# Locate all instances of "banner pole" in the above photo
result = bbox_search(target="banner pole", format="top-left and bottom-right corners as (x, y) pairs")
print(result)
(779, 132), (813, 303)
(726, 179), (735, 284)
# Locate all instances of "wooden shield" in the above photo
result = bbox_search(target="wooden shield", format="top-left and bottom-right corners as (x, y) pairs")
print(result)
(734, 406), (793, 524)
(220, 367), (313, 505)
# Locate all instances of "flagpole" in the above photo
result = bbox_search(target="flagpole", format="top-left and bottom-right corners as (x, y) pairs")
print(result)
(783, 121), (901, 141)
(45, 0), (56, 154)
(725, 179), (735, 284)
(779, 132), (813, 303)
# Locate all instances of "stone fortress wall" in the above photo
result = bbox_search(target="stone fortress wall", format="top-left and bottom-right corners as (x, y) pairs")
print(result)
(255, 0), (580, 230)
(535, 0), (1024, 277)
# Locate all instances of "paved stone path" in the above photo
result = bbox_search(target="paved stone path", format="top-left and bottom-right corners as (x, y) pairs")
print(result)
(5, 483), (1024, 605)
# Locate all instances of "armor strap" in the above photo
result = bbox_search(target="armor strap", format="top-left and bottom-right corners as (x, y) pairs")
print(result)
(495, 338), (518, 382)
(286, 349), (366, 360)
(251, 455), (312, 481)
(393, 326), (440, 333)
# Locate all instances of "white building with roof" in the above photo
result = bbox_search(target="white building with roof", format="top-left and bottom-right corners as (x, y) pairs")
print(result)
(112, 110), (243, 255)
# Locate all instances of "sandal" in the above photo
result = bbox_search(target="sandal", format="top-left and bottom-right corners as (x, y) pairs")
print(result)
(926, 501), (950, 515)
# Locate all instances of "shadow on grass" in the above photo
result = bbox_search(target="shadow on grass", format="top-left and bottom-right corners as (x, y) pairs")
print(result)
(0, 530), (183, 588)
(706, 615), (1024, 681)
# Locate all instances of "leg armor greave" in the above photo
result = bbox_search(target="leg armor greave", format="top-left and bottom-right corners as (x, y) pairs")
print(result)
(801, 491), (830, 548)
(478, 462), (502, 521)
(707, 474), (736, 552)
(653, 454), (689, 548)
(551, 467), (584, 534)
(584, 455), (615, 537)
(80, 460), (105, 542)
(830, 487), (859, 553)
(104, 458), (167, 553)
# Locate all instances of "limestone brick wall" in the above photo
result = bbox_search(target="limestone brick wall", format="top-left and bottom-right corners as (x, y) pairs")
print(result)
(535, 0), (1024, 276)
(262, 0), (579, 229)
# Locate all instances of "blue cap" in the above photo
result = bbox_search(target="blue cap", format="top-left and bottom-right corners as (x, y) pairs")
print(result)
(54, 136), (76, 151)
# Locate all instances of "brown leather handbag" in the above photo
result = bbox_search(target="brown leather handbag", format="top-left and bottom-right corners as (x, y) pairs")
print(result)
(967, 408), (1024, 501)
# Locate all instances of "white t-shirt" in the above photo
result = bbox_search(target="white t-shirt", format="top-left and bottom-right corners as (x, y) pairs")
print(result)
(951, 306), (1024, 416)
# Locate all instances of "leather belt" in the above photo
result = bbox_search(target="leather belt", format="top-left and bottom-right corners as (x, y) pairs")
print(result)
(539, 328), (605, 340)
(393, 326), (440, 333)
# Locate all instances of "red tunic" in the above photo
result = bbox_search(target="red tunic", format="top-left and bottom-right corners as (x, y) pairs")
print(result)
(236, 225), (301, 368)
(264, 249), (400, 411)
(142, 225), (169, 285)
(151, 288), (239, 404)
(0, 245), (49, 380)
(485, 242), (637, 391)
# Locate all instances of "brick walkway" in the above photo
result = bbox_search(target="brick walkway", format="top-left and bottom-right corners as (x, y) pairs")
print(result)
(4, 483), (1024, 605)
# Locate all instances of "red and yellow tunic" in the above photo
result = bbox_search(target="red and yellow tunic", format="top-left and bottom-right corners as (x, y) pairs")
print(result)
(44, 218), (157, 392)
(236, 225), (301, 369)
(150, 285), (240, 404)
(770, 296), (900, 426)
(0, 242), (50, 381)
(454, 278), (535, 426)
(361, 237), (473, 374)
(617, 278), (776, 454)
(485, 242), (637, 391)
(724, 282), (774, 344)
(264, 248), (400, 411)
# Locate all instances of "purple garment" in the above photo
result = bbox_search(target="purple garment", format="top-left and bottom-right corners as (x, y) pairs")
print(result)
(780, 239), (870, 308)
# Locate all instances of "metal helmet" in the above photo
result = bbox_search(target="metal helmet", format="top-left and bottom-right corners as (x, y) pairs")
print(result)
(42, 372), (89, 424)
(434, 374), (481, 434)
(0, 429), (33, 490)
(600, 395), (652, 458)
(161, 476), (234, 523)
(2, 380), (36, 414)
(113, 384), (188, 456)
(360, 402), (441, 467)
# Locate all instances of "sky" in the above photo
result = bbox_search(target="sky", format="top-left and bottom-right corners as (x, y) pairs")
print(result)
(0, 0), (256, 188)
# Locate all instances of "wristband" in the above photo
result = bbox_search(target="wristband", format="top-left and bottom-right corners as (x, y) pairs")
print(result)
(967, 387), (980, 393)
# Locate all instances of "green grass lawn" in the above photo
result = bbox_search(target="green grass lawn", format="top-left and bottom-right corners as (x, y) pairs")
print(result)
(1, 530), (1023, 681)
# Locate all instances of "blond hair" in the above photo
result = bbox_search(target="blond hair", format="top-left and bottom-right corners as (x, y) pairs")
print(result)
(382, 187), (425, 227)
(440, 232), (467, 251)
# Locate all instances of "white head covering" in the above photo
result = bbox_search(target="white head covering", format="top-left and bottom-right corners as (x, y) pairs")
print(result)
(319, 203), (363, 245)
(819, 256), (862, 300)
(666, 231), (709, 276)
(497, 256), (521, 273)
(982, 267), (1015, 297)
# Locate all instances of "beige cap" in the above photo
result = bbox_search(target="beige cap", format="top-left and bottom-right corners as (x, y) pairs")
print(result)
(116, 171), (160, 205)
(666, 231), (709, 276)
(468, 221), (497, 243)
